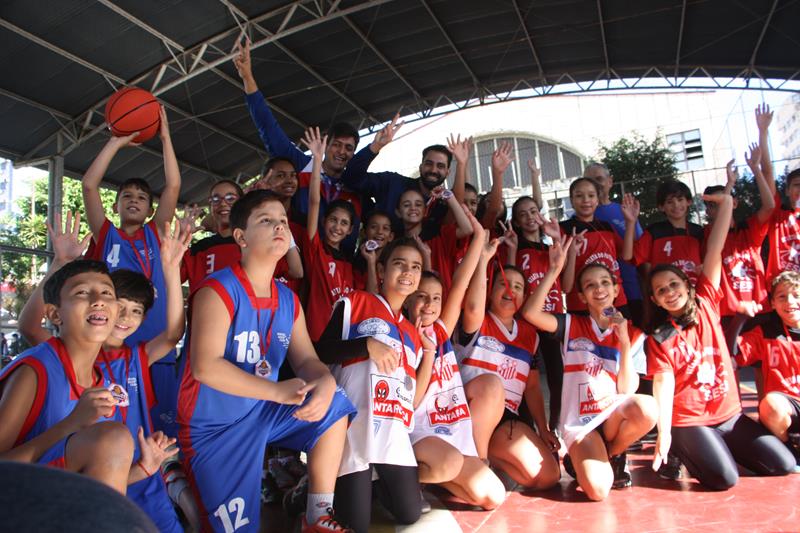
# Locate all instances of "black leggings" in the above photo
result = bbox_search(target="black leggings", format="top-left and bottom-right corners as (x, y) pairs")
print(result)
(671, 412), (795, 490)
(538, 334), (563, 427)
(334, 463), (420, 533)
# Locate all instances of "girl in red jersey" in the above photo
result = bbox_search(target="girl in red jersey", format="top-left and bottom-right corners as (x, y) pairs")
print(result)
(315, 237), (432, 533)
(520, 236), (658, 501)
(456, 235), (561, 491)
(559, 178), (637, 314)
(304, 127), (356, 341)
(406, 208), (505, 510)
(648, 191), (794, 490)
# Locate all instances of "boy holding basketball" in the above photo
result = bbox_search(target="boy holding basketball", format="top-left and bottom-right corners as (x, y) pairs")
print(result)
(83, 106), (182, 434)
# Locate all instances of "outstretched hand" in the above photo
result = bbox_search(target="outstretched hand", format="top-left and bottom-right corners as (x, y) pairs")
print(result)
(48, 210), (92, 264)
(745, 143), (762, 174)
(548, 233), (573, 273)
(447, 133), (472, 165)
(137, 428), (178, 476)
(371, 113), (403, 153)
(755, 103), (772, 131)
(725, 158), (738, 190)
(620, 193), (640, 224)
(301, 126), (328, 161)
(491, 142), (514, 175)
(160, 218), (193, 270)
(232, 37), (253, 81)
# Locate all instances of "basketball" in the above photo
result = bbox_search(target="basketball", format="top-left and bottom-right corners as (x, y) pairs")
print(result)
(104, 87), (161, 143)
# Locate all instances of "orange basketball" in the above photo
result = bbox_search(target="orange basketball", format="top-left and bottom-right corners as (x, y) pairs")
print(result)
(104, 87), (161, 143)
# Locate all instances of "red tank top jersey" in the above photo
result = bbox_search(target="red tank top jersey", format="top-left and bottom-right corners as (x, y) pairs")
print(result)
(304, 233), (354, 341)
(516, 240), (564, 313)
(646, 275), (741, 427)
(181, 234), (240, 295)
(633, 221), (704, 285)
(737, 315), (800, 399)
(703, 215), (769, 316)
(560, 218), (627, 311)
(767, 193), (800, 282)
(274, 221), (308, 295)
(425, 224), (469, 297)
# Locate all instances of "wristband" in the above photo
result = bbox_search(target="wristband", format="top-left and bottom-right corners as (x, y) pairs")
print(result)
(137, 460), (153, 477)
(440, 189), (454, 200)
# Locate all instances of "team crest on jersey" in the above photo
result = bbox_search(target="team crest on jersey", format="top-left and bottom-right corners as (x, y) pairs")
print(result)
(585, 355), (604, 377)
(498, 357), (518, 380)
(358, 318), (391, 336)
(568, 337), (596, 352)
(374, 379), (390, 400)
(276, 332), (291, 349)
(477, 336), (505, 353)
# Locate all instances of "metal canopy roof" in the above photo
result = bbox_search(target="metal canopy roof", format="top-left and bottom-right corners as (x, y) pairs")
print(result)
(1, 0), (798, 204)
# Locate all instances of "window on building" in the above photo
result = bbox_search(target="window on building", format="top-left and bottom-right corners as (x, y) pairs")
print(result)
(667, 129), (704, 171)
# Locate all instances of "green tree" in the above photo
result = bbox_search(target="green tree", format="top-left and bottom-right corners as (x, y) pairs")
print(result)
(597, 133), (678, 227)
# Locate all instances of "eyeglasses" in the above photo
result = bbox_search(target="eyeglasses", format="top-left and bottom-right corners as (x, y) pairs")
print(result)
(209, 193), (239, 205)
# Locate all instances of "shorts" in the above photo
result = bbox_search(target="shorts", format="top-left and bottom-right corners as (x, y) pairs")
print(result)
(184, 389), (356, 533)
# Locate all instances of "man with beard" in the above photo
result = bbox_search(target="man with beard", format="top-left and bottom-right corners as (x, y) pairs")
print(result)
(340, 114), (454, 229)
(234, 38), (365, 255)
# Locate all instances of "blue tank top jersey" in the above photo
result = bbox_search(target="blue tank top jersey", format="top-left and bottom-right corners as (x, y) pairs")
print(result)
(100, 344), (182, 533)
(178, 263), (300, 438)
(91, 218), (168, 351)
(0, 337), (118, 466)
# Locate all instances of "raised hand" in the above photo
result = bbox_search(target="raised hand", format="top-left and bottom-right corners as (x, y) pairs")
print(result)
(371, 113), (403, 153)
(360, 241), (378, 265)
(412, 234), (432, 268)
(232, 37), (253, 81)
(569, 227), (587, 257)
(725, 158), (738, 190)
(160, 219), (192, 270)
(158, 105), (170, 142)
(526, 158), (541, 182)
(300, 126), (328, 161)
(108, 131), (140, 149)
(549, 233), (573, 272)
(48, 210), (92, 264)
(136, 427), (178, 476)
(416, 317), (436, 353)
(491, 142), (514, 175)
(620, 193), (640, 224)
(702, 191), (732, 205)
(246, 168), (273, 193)
(736, 300), (763, 317)
(533, 212), (560, 240)
(755, 103), (772, 131)
(745, 143), (762, 174)
(609, 311), (630, 347)
(497, 220), (518, 250)
(480, 230), (503, 261)
(447, 133), (472, 166)
(177, 203), (205, 236)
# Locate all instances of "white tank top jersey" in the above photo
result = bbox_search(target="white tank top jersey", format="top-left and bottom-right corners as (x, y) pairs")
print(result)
(410, 320), (478, 457)
(329, 292), (422, 476)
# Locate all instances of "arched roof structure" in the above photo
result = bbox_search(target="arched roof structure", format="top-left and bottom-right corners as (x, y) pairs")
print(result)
(1, 0), (798, 203)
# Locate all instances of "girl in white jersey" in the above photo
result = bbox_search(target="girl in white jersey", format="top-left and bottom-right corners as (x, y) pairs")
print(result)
(520, 234), (657, 501)
(456, 234), (561, 490)
(406, 208), (505, 509)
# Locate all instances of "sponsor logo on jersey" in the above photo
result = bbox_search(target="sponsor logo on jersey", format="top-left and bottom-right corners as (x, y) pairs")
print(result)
(374, 379), (390, 400)
(477, 336), (505, 353)
(276, 332), (291, 349)
(127, 376), (138, 391)
(358, 318), (391, 336)
(498, 357), (519, 380)
(429, 403), (469, 425)
(434, 426), (452, 436)
(568, 337), (596, 352)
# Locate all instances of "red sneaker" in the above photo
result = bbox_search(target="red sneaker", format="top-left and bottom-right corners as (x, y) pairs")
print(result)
(301, 508), (353, 533)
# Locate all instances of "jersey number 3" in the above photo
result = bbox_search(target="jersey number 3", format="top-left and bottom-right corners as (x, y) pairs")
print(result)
(213, 497), (249, 533)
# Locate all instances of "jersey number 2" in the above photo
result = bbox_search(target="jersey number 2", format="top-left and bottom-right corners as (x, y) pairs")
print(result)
(213, 497), (249, 533)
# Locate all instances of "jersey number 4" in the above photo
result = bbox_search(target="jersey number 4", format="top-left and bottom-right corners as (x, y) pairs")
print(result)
(233, 330), (261, 363)
(213, 497), (249, 533)
(106, 244), (121, 268)
(662, 240), (672, 257)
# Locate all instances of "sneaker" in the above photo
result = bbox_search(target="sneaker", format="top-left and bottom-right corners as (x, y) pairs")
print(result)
(261, 472), (281, 504)
(562, 454), (576, 479)
(301, 507), (354, 532)
(610, 453), (632, 489)
(657, 453), (682, 480)
(420, 489), (431, 514)
(283, 474), (308, 516)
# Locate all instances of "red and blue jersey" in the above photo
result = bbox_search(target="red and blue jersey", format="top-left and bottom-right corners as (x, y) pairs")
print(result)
(456, 313), (540, 414)
(90, 219), (167, 350)
(178, 263), (300, 437)
(0, 337), (118, 467)
(100, 344), (181, 533)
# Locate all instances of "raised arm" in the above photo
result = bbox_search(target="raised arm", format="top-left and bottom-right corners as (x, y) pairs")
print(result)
(145, 220), (191, 364)
(152, 107), (181, 231)
(442, 188), (474, 239)
(620, 193), (640, 262)
(519, 233), (572, 333)
(527, 159), (544, 211)
(484, 143), (512, 228)
(19, 211), (91, 346)
(745, 143), (776, 224)
(448, 134), (471, 205)
(440, 207), (486, 334)
(560, 228), (583, 293)
(82, 133), (139, 236)
(303, 127), (327, 240)
(359, 243), (380, 294)
(755, 103), (776, 195)
(701, 192), (734, 288)
(461, 231), (500, 335)
(610, 314), (638, 394)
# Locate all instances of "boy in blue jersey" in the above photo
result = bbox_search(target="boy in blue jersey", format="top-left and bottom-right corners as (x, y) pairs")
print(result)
(179, 190), (356, 533)
(82, 109), (182, 436)
(0, 259), (134, 494)
(17, 212), (193, 531)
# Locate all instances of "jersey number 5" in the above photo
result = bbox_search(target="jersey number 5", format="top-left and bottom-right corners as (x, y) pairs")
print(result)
(213, 497), (249, 533)
(233, 331), (261, 363)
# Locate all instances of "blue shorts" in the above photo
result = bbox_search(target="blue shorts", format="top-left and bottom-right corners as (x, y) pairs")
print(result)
(185, 389), (356, 533)
(128, 474), (183, 533)
(150, 361), (179, 437)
